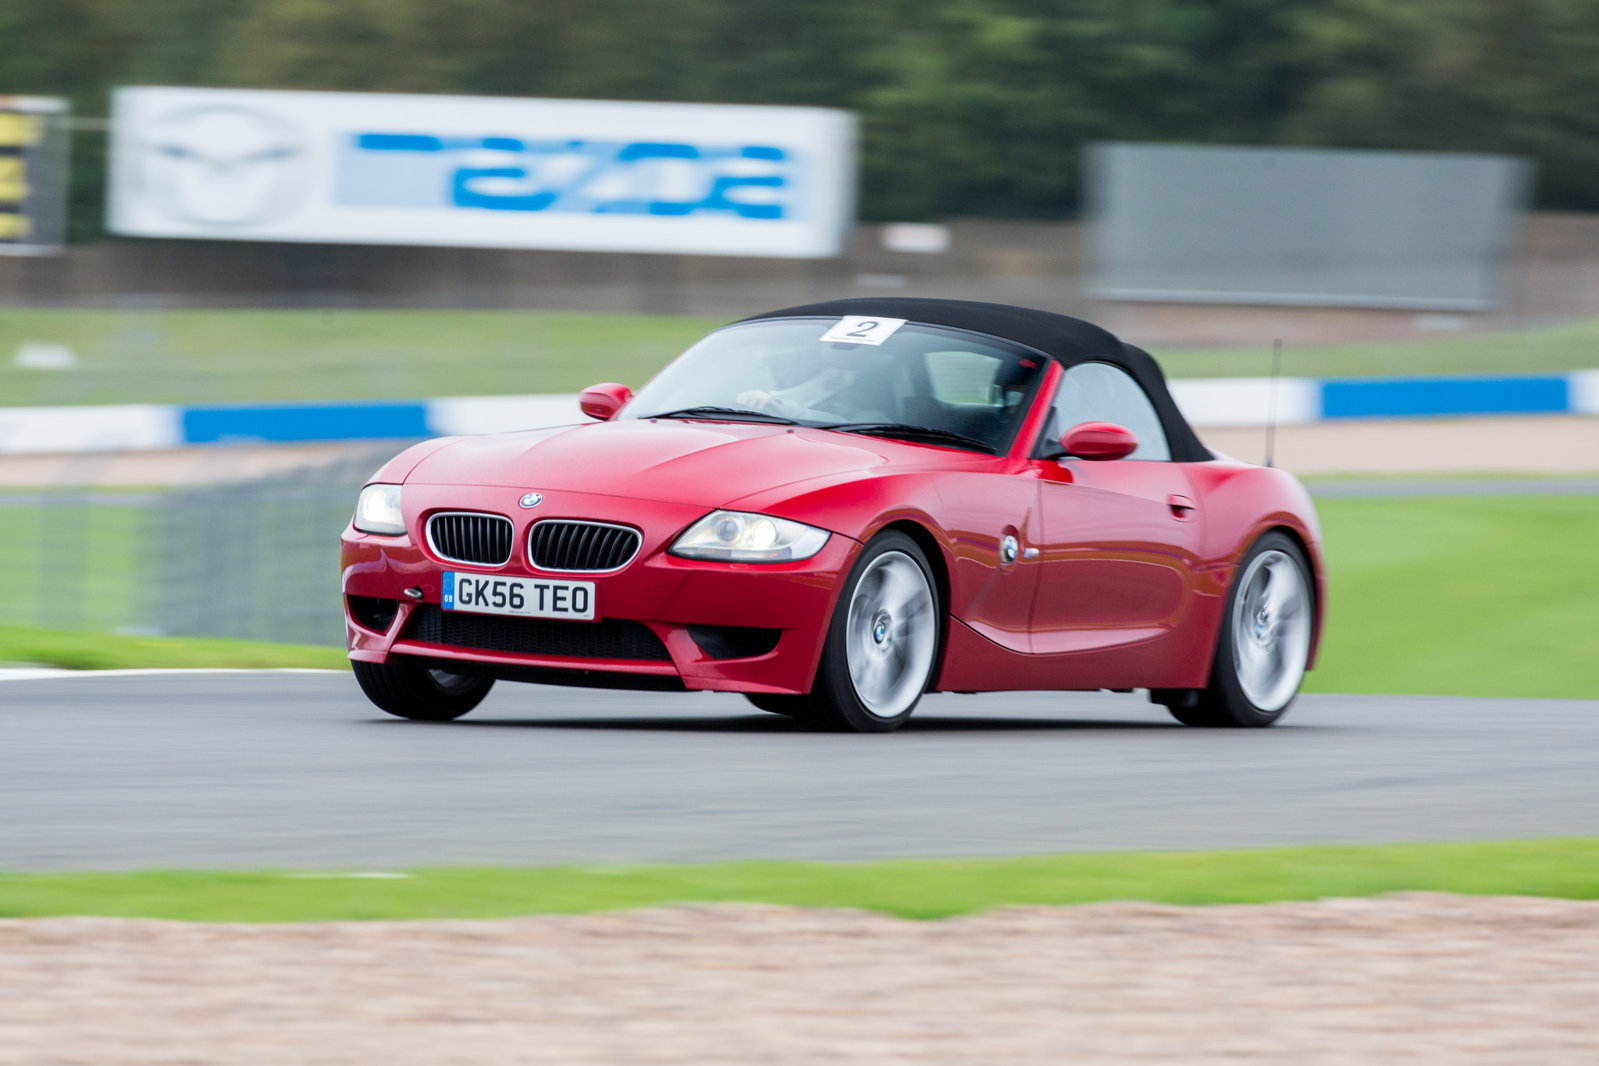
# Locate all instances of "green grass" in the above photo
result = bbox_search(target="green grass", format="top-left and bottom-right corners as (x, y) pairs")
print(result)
(0, 623), (347, 671)
(1157, 317), (1599, 380)
(0, 839), (1593, 921)
(0, 500), (146, 632)
(0, 308), (721, 407)
(2, 308), (1596, 408)
(1304, 495), (1599, 699)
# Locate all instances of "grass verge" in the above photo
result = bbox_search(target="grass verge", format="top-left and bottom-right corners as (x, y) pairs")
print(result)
(1303, 495), (1599, 699)
(1, 840), (1594, 922)
(3, 308), (1597, 408)
(0, 623), (346, 672)
(1158, 316), (1599, 379)
(0, 501), (146, 633)
(0, 309), (721, 407)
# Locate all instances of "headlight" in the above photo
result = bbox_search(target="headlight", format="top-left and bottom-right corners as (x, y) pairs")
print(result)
(670, 510), (830, 563)
(353, 483), (405, 536)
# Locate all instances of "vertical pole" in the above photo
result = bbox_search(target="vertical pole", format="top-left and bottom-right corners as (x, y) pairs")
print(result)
(1265, 339), (1282, 469)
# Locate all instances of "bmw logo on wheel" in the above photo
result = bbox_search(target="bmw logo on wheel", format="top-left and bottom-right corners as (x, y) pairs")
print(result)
(519, 492), (544, 509)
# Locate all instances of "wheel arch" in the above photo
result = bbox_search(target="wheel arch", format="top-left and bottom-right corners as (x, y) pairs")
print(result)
(1183, 520), (1324, 707)
(876, 518), (953, 691)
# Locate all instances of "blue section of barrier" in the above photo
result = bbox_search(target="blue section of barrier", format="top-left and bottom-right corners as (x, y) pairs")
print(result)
(1319, 375), (1571, 420)
(181, 402), (431, 444)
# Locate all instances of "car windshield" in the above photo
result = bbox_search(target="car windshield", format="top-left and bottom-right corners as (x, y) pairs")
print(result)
(624, 317), (1048, 453)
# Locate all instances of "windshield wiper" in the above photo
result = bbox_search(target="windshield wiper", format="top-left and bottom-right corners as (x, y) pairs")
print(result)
(821, 422), (997, 454)
(644, 406), (800, 425)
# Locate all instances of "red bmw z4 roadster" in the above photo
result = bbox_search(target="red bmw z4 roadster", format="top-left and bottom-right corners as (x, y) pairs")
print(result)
(341, 299), (1324, 732)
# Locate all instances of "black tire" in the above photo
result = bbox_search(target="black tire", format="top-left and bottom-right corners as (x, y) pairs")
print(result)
(1166, 700), (1229, 728)
(802, 531), (942, 733)
(1172, 531), (1313, 728)
(743, 693), (810, 716)
(352, 658), (494, 721)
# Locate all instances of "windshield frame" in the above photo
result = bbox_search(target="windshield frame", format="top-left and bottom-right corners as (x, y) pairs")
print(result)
(623, 315), (1055, 456)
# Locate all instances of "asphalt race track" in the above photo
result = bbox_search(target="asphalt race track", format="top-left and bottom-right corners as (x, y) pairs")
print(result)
(2, 671), (1595, 871)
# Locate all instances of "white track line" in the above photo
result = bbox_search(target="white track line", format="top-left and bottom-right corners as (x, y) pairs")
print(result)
(0, 668), (343, 682)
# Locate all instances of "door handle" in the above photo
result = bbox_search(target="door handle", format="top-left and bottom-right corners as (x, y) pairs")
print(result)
(1167, 494), (1195, 518)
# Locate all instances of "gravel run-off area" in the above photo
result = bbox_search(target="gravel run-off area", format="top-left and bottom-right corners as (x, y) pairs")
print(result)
(4, 894), (1596, 1065)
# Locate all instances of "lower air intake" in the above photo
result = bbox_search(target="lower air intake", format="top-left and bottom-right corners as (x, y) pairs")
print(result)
(403, 605), (670, 661)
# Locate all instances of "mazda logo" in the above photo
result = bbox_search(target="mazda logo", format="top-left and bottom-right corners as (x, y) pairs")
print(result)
(133, 105), (307, 226)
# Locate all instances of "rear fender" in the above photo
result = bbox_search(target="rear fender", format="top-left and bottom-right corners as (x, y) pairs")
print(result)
(1185, 461), (1326, 672)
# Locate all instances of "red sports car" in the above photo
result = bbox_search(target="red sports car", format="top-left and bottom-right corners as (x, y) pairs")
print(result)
(341, 299), (1324, 731)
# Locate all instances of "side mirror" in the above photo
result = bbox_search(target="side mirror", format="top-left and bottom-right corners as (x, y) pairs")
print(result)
(579, 382), (633, 421)
(1061, 421), (1138, 461)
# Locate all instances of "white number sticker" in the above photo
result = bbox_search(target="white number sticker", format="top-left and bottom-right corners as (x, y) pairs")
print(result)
(820, 316), (907, 346)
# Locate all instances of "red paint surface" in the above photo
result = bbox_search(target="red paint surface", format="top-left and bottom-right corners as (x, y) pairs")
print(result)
(1062, 420), (1139, 461)
(342, 359), (1325, 696)
(578, 382), (633, 421)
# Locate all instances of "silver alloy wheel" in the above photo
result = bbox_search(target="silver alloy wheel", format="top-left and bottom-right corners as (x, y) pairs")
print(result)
(845, 550), (937, 718)
(1230, 549), (1312, 712)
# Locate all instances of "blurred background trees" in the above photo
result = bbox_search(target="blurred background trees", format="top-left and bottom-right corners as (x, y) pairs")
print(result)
(3, 0), (1598, 238)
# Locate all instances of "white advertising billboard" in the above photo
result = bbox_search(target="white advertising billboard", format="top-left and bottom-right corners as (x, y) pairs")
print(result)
(108, 87), (856, 258)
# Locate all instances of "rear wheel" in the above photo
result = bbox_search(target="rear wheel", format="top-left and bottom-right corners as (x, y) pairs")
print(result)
(802, 531), (941, 733)
(1171, 532), (1312, 728)
(352, 658), (494, 721)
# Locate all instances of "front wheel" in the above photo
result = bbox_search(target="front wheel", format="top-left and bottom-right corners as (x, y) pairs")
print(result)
(743, 693), (808, 716)
(1171, 532), (1313, 728)
(352, 658), (494, 721)
(802, 531), (941, 732)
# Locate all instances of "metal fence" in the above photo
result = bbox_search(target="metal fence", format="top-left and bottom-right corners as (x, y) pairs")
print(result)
(4, 444), (403, 646)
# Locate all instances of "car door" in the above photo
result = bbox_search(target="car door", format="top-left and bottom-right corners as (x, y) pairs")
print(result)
(912, 347), (1043, 653)
(1027, 362), (1202, 656)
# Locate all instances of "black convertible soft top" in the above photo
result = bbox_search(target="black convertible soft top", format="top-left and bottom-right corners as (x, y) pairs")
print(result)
(743, 297), (1213, 463)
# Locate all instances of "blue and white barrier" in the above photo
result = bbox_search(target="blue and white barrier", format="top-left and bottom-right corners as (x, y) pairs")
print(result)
(0, 394), (584, 455)
(1, 373), (1596, 455)
(0, 404), (183, 455)
(1170, 370), (1599, 424)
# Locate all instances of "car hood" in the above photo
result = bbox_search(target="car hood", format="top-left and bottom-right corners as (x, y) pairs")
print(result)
(402, 418), (948, 508)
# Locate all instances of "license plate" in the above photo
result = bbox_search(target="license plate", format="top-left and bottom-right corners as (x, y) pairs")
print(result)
(442, 572), (596, 621)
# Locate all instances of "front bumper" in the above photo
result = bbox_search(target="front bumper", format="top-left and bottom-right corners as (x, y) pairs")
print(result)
(340, 485), (859, 695)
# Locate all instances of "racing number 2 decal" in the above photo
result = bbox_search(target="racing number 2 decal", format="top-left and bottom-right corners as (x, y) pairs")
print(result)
(820, 316), (907, 346)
